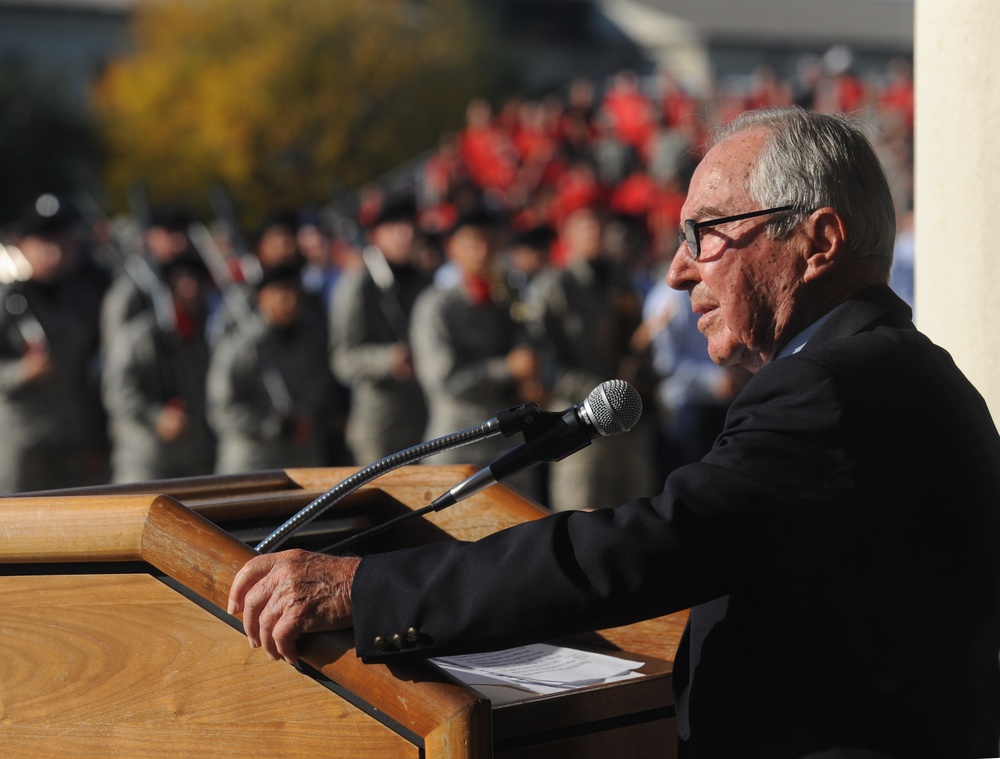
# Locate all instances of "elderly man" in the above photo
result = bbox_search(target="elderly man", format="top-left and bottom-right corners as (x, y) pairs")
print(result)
(229, 108), (1000, 759)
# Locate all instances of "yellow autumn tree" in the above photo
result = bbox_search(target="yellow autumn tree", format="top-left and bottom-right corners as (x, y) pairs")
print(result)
(94, 0), (504, 222)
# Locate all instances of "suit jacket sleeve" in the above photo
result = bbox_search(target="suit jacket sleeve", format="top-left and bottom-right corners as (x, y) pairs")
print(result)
(350, 353), (851, 662)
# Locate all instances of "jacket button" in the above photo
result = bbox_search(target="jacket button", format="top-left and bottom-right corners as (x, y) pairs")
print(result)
(374, 636), (389, 651)
(391, 633), (405, 648)
(406, 627), (420, 642)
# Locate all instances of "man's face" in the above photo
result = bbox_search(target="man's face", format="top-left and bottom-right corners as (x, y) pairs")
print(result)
(18, 230), (76, 283)
(167, 267), (207, 315)
(257, 280), (301, 329)
(145, 227), (191, 265)
(297, 224), (331, 268)
(371, 220), (415, 265)
(561, 206), (603, 261)
(447, 225), (495, 278)
(666, 129), (807, 373)
(257, 226), (299, 268)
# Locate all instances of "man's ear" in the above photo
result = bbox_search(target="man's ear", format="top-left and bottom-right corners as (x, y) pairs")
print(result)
(802, 208), (847, 283)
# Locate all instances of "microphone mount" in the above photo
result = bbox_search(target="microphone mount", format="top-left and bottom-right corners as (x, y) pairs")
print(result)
(256, 381), (641, 555)
(318, 380), (642, 555)
(254, 402), (541, 554)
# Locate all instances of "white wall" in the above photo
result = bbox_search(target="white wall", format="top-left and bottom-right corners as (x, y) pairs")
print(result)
(915, 0), (1000, 422)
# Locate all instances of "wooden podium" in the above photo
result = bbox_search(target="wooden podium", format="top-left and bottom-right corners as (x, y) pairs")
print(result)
(0, 466), (687, 758)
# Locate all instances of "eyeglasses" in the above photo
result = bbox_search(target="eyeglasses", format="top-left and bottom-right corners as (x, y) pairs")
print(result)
(677, 204), (809, 261)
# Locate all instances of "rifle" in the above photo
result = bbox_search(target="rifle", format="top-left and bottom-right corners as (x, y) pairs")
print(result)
(124, 185), (181, 342)
(0, 232), (47, 350)
(187, 222), (293, 418)
(361, 244), (412, 346)
(74, 189), (179, 344)
(327, 181), (366, 251)
(208, 184), (260, 286)
(0, 234), (32, 286)
(330, 183), (414, 346)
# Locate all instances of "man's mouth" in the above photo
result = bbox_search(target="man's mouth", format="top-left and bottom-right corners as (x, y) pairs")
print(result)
(693, 303), (720, 335)
(692, 301), (717, 319)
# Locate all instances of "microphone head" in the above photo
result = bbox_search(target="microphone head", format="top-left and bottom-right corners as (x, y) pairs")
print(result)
(581, 380), (642, 436)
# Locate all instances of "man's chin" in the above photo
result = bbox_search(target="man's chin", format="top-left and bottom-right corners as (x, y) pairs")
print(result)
(706, 344), (734, 367)
(707, 339), (760, 374)
(704, 329), (737, 366)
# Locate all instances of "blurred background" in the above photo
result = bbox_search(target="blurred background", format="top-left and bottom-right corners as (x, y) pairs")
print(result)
(0, 0), (913, 226)
(0, 0), (917, 498)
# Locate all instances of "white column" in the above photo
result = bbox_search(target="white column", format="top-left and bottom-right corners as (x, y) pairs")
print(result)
(915, 0), (1000, 420)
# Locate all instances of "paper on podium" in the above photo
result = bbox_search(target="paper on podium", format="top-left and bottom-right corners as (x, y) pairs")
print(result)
(430, 643), (645, 696)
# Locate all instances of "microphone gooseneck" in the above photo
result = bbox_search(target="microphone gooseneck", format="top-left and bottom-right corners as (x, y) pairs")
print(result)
(255, 418), (504, 553)
(254, 401), (543, 553)
(318, 380), (642, 555)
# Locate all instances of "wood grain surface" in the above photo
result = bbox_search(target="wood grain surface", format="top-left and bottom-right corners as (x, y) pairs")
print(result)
(0, 466), (689, 758)
(0, 574), (417, 758)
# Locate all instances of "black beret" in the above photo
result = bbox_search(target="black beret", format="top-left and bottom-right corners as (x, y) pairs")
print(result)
(448, 203), (505, 236)
(149, 204), (194, 233)
(369, 191), (417, 228)
(513, 225), (555, 251)
(162, 252), (210, 281)
(256, 258), (303, 290)
(256, 209), (300, 239)
(19, 194), (78, 237)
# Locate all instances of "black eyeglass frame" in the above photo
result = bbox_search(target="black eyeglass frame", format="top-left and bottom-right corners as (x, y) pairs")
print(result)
(678, 204), (812, 261)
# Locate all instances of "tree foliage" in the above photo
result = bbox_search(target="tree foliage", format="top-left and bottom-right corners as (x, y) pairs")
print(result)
(94, 0), (504, 222)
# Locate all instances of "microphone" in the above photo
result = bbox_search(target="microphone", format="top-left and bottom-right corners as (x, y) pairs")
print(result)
(318, 380), (641, 555)
(258, 398), (545, 553)
(430, 379), (643, 511)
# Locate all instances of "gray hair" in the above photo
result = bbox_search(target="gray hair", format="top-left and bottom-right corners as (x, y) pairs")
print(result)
(714, 108), (896, 277)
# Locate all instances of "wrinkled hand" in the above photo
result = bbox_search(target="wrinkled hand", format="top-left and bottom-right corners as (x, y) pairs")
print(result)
(227, 549), (360, 664)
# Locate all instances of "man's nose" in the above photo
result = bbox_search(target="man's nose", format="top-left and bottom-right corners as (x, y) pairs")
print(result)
(666, 244), (698, 291)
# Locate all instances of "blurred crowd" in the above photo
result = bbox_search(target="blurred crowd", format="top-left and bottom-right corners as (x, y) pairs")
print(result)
(0, 57), (915, 509)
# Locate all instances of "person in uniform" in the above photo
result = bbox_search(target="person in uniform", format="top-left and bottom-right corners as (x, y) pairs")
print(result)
(409, 206), (545, 498)
(99, 204), (195, 350)
(207, 260), (335, 473)
(328, 192), (430, 465)
(534, 191), (657, 510)
(0, 196), (105, 492)
(102, 254), (216, 482)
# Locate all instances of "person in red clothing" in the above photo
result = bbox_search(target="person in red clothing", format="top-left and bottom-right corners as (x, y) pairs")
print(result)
(879, 57), (914, 131)
(744, 64), (793, 111)
(599, 69), (657, 158)
(545, 166), (605, 268)
(656, 71), (700, 129)
(458, 98), (518, 196)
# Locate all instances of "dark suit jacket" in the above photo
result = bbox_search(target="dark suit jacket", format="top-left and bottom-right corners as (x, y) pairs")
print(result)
(351, 285), (1000, 758)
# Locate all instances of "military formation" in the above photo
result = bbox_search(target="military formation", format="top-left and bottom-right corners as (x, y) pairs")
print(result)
(3, 58), (912, 505)
(0, 187), (670, 512)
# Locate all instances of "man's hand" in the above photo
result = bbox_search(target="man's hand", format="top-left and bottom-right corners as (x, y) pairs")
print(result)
(19, 347), (53, 383)
(505, 345), (539, 382)
(155, 402), (189, 442)
(227, 549), (361, 664)
(389, 342), (416, 382)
